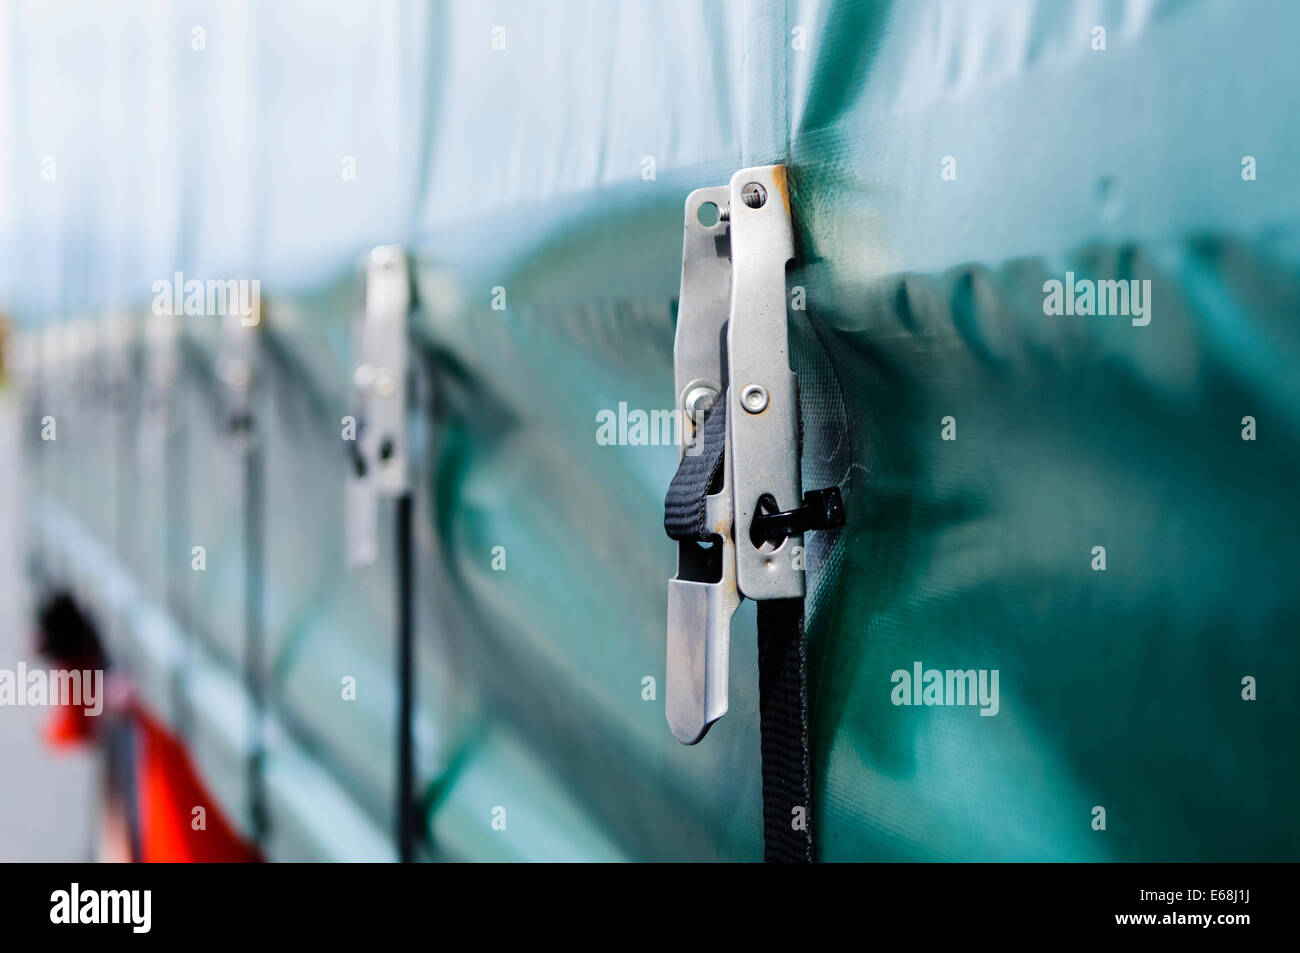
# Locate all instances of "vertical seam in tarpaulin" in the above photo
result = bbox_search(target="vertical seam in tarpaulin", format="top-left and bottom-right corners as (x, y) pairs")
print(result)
(741, 0), (790, 167)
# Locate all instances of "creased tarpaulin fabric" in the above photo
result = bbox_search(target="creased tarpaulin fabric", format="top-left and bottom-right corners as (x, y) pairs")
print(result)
(2, 0), (1298, 861)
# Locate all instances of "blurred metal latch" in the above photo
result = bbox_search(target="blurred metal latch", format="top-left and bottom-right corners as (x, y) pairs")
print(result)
(346, 245), (411, 568)
(216, 306), (261, 454)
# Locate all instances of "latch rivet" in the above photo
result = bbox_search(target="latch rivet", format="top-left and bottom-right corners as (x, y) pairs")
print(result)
(741, 384), (769, 414)
(741, 182), (767, 209)
(221, 357), (252, 393)
(354, 363), (375, 393)
(683, 384), (718, 422)
(372, 366), (396, 398)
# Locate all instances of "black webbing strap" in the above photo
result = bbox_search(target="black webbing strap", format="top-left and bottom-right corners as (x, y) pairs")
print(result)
(244, 438), (268, 845)
(663, 396), (814, 862)
(664, 397), (728, 541)
(396, 492), (416, 863)
(757, 598), (813, 862)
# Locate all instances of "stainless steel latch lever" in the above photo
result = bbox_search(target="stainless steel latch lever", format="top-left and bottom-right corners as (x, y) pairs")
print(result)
(665, 165), (845, 745)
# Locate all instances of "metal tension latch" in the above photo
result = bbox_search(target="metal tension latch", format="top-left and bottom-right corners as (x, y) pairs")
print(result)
(347, 245), (411, 567)
(666, 165), (844, 744)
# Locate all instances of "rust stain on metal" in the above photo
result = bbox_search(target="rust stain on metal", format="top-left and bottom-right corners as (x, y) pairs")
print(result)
(770, 165), (791, 218)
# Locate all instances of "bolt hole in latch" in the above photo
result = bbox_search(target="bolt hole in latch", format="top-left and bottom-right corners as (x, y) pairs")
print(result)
(696, 201), (722, 227)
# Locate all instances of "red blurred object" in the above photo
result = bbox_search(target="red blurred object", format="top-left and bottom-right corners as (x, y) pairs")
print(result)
(133, 709), (261, 863)
(44, 701), (99, 748)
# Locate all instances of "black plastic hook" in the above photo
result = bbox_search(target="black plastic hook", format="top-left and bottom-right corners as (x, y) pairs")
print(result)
(750, 487), (845, 548)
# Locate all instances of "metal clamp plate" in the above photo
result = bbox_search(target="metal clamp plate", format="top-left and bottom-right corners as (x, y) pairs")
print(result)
(726, 165), (804, 602)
